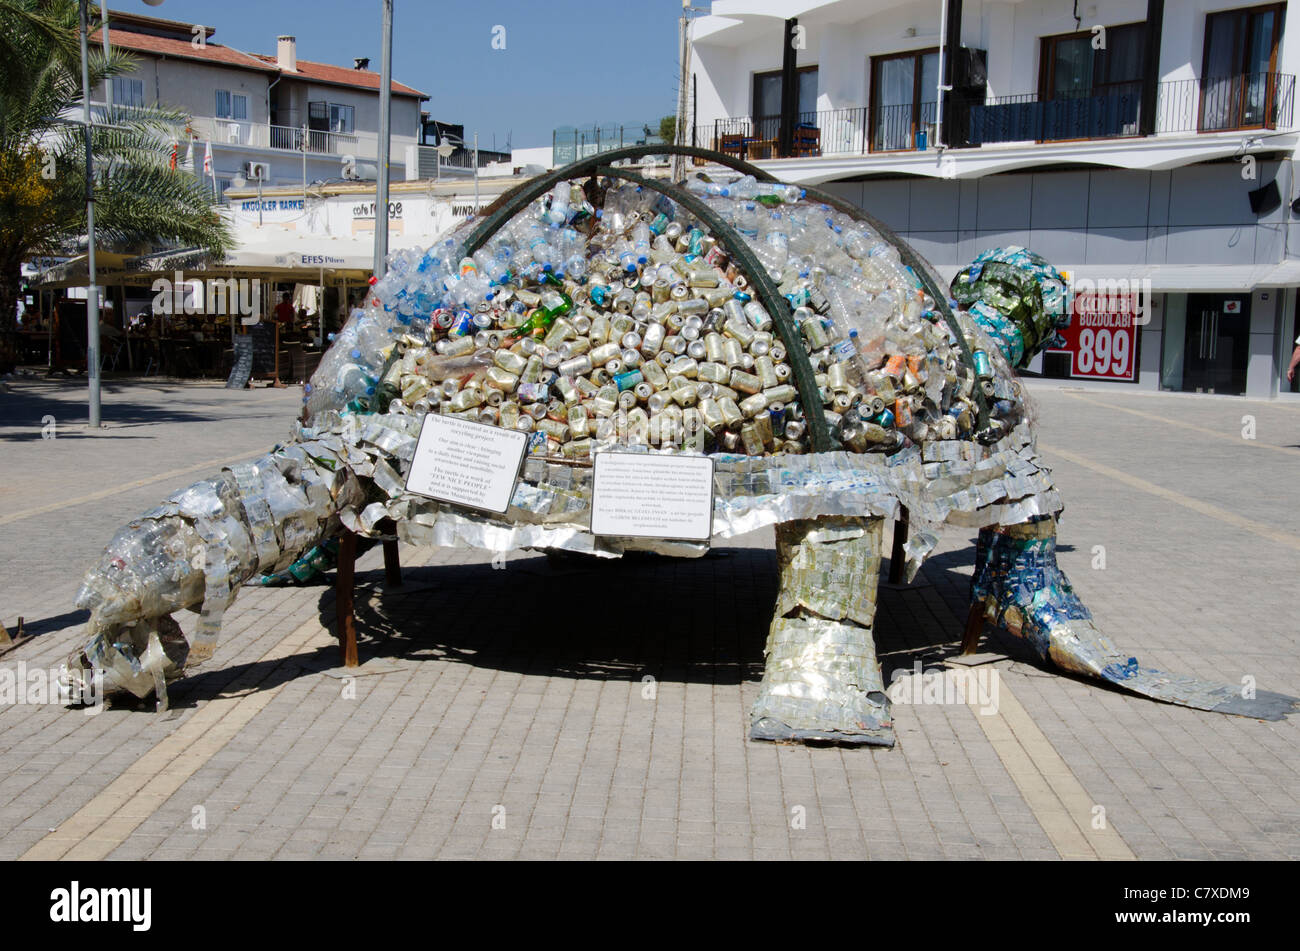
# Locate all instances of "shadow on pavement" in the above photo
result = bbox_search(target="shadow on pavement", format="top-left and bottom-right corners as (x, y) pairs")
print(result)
(288, 543), (1017, 690)
(81, 536), (1090, 713)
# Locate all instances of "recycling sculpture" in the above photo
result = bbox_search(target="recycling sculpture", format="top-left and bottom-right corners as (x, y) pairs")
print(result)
(64, 146), (1298, 744)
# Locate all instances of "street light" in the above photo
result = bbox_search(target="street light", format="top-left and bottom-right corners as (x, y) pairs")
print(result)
(433, 139), (454, 181)
(79, 0), (165, 426)
(78, 0), (101, 427)
(373, 0), (393, 279)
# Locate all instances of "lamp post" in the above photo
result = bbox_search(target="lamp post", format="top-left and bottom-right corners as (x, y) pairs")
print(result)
(100, 1), (111, 109)
(433, 138), (453, 182)
(373, 0), (393, 279)
(675, 3), (708, 181)
(79, 0), (101, 427)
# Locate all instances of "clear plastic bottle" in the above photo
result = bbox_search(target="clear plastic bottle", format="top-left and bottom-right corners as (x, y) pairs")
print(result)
(630, 222), (651, 265)
(544, 181), (571, 226)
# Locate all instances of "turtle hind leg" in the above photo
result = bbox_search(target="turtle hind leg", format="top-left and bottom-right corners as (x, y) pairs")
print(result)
(971, 516), (1299, 720)
(749, 516), (893, 746)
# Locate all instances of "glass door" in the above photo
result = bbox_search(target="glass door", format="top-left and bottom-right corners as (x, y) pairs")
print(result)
(871, 50), (938, 151)
(1183, 294), (1251, 394)
(1200, 4), (1282, 131)
(1040, 23), (1146, 140)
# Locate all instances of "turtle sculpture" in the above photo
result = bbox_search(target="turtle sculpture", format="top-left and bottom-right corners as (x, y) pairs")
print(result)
(63, 146), (1297, 744)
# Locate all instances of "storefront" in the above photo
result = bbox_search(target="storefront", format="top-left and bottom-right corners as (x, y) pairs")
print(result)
(1019, 265), (1300, 399)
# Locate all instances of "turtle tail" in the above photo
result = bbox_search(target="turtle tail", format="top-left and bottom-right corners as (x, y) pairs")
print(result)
(969, 517), (1298, 720)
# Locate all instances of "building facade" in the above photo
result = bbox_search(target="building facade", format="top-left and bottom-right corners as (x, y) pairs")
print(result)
(91, 9), (430, 197)
(689, 0), (1300, 398)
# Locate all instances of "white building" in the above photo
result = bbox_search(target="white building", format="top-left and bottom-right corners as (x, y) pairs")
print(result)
(689, 0), (1300, 398)
(91, 9), (433, 196)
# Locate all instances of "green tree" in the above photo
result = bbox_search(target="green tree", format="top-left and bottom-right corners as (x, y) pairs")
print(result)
(659, 115), (677, 144)
(0, 0), (231, 330)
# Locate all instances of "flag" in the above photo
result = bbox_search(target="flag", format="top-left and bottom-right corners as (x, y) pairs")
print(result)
(169, 141), (177, 170)
(203, 141), (212, 176)
(184, 138), (194, 171)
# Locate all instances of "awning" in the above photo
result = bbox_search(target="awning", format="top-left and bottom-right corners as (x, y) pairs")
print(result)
(217, 235), (374, 278)
(36, 252), (133, 287)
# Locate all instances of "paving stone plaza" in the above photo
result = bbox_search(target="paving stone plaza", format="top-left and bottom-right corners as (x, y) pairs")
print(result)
(1, 377), (1296, 860)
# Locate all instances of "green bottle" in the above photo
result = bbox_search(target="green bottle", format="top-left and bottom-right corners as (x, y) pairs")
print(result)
(511, 273), (572, 339)
(537, 272), (573, 319)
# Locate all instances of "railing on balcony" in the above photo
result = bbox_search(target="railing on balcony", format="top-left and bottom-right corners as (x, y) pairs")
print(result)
(965, 82), (1144, 145)
(694, 72), (1296, 159)
(870, 101), (938, 152)
(179, 117), (405, 159)
(707, 108), (875, 159)
(263, 123), (364, 155)
(552, 123), (668, 166)
(1173, 71), (1294, 132)
(413, 145), (511, 178)
(965, 74), (1294, 144)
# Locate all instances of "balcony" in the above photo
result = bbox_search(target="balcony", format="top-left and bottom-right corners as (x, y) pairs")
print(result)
(967, 73), (1294, 145)
(694, 72), (1296, 160)
(189, 117), (385, 157)
(705, 109), (864, 160)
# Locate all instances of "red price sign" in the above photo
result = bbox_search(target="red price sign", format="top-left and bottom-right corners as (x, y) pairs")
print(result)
(1047, 293), (1139, 381)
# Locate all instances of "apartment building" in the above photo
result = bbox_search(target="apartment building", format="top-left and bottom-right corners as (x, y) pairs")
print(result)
(689, 0), (1300, 398)
(91, 9), (429, 196)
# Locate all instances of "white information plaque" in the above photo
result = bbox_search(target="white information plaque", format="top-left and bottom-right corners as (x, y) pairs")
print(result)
(405, 414), (529, 515)
(590, 452), (715, 541)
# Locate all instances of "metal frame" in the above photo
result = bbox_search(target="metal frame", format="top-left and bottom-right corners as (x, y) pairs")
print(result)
(450, 144), (986, 443)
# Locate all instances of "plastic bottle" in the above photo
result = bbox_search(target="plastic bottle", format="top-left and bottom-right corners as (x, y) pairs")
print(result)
(545, 181), (571, 226)
(630, 222), (651, 265)
(615, 240), (640, 274)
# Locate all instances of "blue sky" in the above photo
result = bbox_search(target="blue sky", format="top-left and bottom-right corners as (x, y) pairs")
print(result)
(117, 0), (698, 149)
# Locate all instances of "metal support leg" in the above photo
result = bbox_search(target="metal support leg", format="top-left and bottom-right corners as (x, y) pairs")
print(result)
(336, 531), (358, 667)
(378, 517), (402, 587)
(960, 600), (984, 655)
(750, 516), (893, 746)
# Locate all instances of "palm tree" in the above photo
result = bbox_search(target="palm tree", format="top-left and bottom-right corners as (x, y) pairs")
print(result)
(0, 0), (231, 333)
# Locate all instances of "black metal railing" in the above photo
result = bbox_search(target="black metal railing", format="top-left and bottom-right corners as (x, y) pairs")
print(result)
(694, 72), (1295, 158)
(1170, 71), (1294, 132)
(963, 73), (1294, 145)
(965, 82), (1143, 145)
(870, 101), (938, 152)
(707, 107), (875, 159)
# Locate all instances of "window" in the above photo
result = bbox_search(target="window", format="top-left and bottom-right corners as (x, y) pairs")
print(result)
(329, 103), (355, 135)
(1035, 23), (1145, 140)
(111, 77), (144, 107)
(751, 66), (818, 143)
(1201, 3), (1285, 131)
(870, 49), (938, 151)
(215, 90), (247, 121)
(1042, 23), (1145, 101)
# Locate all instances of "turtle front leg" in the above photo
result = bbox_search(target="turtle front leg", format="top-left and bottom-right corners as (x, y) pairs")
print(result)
(749, 516), (893, 746)
(970, 516), (1298, 720)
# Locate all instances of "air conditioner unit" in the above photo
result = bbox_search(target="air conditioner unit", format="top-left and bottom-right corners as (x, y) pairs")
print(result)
(244, 161), (270, 181)
(341, 154), (377, 181)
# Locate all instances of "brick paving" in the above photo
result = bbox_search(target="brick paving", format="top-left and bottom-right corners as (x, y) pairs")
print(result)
(0, 374), (1296, 860)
